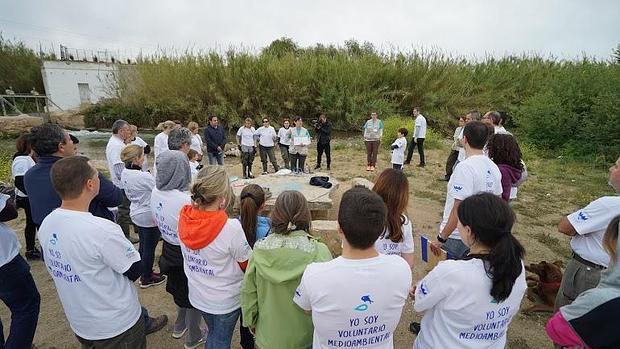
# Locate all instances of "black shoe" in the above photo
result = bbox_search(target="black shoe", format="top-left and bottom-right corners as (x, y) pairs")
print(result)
(409, 322), (421, 335)
(146, 315), (168, 335)
(417, 163), (425, 167)
(26, 248), (42, 260)
(139, 274), (167, 289)
(327, 165), (331, 171)
(314, 164), (321, 170)
(404, 161), (411, 165)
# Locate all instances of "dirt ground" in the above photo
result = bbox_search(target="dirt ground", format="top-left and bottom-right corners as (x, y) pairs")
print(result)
(1, 137), (587, 349)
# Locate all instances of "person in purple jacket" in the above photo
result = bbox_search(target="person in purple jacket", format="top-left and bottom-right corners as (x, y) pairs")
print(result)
(487, 133), (523, 202)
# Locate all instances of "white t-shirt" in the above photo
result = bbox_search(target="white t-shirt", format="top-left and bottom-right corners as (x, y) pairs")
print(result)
(191, 134), (203, 155)
(154, 132), (169, 160)
(181, 219), (252, 314)
(38, 208), (142, 340)
(567, 196), (620, 268)
(0, 194), (20, 267)
(457, 129), (466, 162)
(375, 216), (414, 256)
(294, 254), (411, 349)
(150, 188), (191, 245)
(390, 137), (407, 165)
(413, 258), (527, 349)
(189, 160), (199, 178)
(278, 127), (292, 146)
(105, 135), (126, 187)
(440, 155), (502, 239)
(414, 114), (427, 139)
(121, 168), (156, 228)
(237, 126), (256, 147)
(254, 126), (277, 147)
(494, 126), (510, 135)
(131, 136), (149, 171)
(11, 155), (36, 197)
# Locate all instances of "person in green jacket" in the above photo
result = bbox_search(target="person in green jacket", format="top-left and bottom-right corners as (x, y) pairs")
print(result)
(241, 190), (332, 349)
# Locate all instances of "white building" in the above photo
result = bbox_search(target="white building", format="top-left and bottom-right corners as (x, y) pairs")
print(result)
(41, 60), (118, 111)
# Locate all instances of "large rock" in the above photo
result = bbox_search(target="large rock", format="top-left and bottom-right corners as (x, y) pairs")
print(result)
(0, 114), (44, 137)
(311, 220), (341, 256)
(49, 111), (85, 130)
(351, 177), (374, 189)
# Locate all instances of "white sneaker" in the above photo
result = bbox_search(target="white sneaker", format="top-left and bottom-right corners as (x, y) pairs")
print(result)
(184, 337), (206, 349)
(172, 327), (187, 339)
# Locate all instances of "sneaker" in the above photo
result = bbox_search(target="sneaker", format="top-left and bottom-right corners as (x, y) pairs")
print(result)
(26, 248), (42, 260)
(326, 165), (331, 171)
(140, 274), (167, 289)
(370, 166), (376, 171)
(172, 327), (188, 339)
(409, 322), (421, 335)
(145, 315), (168, 335)
(314, 164), (321, 170)
(417, 163), (425, 167)
(366, 165), (371, 171)
(184, 337), (206, 349)
(248, 172), (255, 179)
(261, 171), (268, 175)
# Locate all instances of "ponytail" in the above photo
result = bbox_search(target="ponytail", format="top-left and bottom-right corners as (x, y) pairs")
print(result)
(239, 184), (265, 248)
(458, 193), (525, 303)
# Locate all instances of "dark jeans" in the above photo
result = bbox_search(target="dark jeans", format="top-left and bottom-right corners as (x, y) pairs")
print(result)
(0, 255), (40, 349)
(279, 144), (290, 169)
(317, 142), (331, 167)
(207, 152), (224, 166)
(201, 308), (241, 349)
(290, 153), (307, 172)
(77, 316), (146, 349)
(259, 145), (279, 172)
(241, 149), (256, 176)
(118, 191), (134, 238)
(365, 141), (380, 166)
(16, 196), (36, 251)
(445, 150), (459, 179)
(406, 137), (425, 165)
(239, 311), (255, 349)
(137, 226), (161, 279)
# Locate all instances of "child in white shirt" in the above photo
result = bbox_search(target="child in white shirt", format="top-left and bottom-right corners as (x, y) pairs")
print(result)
(390, 128), (408, 170)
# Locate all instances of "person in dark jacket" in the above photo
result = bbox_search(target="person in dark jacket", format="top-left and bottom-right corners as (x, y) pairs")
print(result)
(24, 124), (123, 225)
(486, 133), (523, 202)
(203, 115), (227, 166)
(314, 114), (332, 170)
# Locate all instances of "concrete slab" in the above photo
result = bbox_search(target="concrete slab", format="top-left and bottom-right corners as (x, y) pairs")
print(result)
(231, 172), (339, 212)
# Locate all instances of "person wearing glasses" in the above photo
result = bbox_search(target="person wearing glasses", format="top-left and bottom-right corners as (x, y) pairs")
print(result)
(254, 118), (279, 175)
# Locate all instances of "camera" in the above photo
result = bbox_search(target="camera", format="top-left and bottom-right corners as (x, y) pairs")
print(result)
(311, 118), (319, 126)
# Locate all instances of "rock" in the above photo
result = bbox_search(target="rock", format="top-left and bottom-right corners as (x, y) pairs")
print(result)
(311, 220), (341, 256)
(224, 143), (240, 157)
(0, 114), (44, 138)
(49, 111), (85, 130)
(351, 177), (374, 189)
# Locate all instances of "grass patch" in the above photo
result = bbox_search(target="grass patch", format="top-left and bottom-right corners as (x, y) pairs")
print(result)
(533, 232), (572, 259)
(0, 149), (12, 183)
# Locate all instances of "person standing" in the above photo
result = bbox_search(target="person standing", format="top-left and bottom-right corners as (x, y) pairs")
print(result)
(432, 121), (502, 259)
(288, 116), (311, 174)
(444, 116), (465, 181)
(187, 122), (204, 162)
(277, 118), (292, 169)
(154, 120), (177, 162)
(254, 117), (279, 175)
(11, 134), (40, 259)
(456, 111), (481, 164)
(363, 112), (384, 171)
(314, 114), (332, 171)
(554, 156), (620, 311)
(390, 128), (408, 171)
(0, 193), (40, 349)
(204, 115), (227, 166)
(39, 156), (146, 348)
(128, 125), (151, 171)
(294, 186), (411, 348)
(106, 119), (139, 243)
(405, 107), (427, 167)
(482, 111), (510, 134)
(237, 118), (257, 179)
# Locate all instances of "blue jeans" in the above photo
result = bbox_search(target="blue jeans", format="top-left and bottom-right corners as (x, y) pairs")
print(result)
(0, 255), (40, 349)
(443, 238), (470, 260)
(201, 308), (241, 349)
(137, 226), (161, 279)
(207, 152), (224, 166)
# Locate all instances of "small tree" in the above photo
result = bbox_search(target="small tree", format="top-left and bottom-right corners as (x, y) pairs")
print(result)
(613, 44), (620, 63)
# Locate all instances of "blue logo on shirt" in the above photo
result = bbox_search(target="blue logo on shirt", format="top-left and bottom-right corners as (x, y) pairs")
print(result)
(354, 295), (374, 311)
(453, 185), (463, 192)
(419, 283), (428, 295)
(295, 289), (301, 297)
(577, 211), (589, 221)
(50, 233), (58, 245)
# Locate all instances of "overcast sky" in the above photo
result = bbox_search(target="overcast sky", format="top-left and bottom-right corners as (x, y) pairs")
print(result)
(2, 0), (619, 60)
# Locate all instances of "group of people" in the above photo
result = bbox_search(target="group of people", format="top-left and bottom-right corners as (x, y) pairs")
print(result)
(1, 108), (619, 349)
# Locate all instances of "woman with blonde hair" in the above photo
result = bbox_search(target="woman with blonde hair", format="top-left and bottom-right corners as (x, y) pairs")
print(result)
(241, 190), (332, 349)
(178, 166), (252, 349)
(120, 145), (165, 287)
(128, 125), (150, 171)
(154, 120), (177, 161)
(187, 121), (204, 161)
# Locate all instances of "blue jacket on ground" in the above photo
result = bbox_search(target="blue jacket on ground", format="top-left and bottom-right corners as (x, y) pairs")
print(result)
(24, 156), (123, 225)
(204, 125), (227, 154)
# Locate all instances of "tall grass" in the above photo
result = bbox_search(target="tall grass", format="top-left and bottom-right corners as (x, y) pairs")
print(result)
(82, 39), (619, 159)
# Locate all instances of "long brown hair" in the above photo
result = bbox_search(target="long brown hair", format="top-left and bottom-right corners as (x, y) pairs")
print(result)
(604, 215), (620, 263)
(240, 184), (266, 247)
(270, 190), (311, 234)
(373, 169), (409, 243)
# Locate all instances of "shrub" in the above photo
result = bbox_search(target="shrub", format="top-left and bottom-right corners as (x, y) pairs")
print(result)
(381, 115), (444, 150)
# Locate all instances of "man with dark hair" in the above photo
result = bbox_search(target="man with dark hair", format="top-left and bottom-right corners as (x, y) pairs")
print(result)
(203, 115), (226, 165)
(432, 120), (502, 259)
(482, 111), (510, 134)
(106, 119), (138, 243)
(405, 107), (427, 167)
(24, 124), (122, 226)
(314, 114), (332, 170)
(39, 156), (147, 348)
(294, 186), (411, 348)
